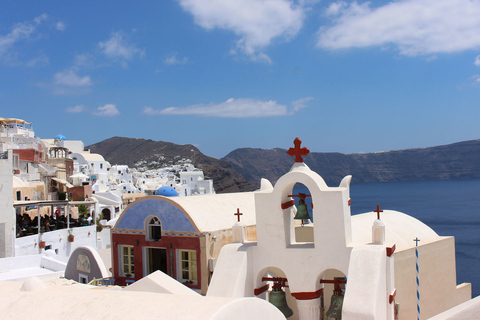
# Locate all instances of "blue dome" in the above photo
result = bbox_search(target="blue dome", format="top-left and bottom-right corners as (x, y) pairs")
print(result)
(155, 186), (178, 197)
(55, 134), (66, 140)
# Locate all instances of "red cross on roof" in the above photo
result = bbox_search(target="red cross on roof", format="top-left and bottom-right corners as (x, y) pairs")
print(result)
(374, 204), (383, 220)
(287, 137), (310, 162)
(234, 208), (243, 222)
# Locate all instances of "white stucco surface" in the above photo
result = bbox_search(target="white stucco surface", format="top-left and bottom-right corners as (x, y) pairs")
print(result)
(0, 267), (62, 281)
(124, 270), (200, 295)
(342, 245), (389, 320)
(207, 242), (254, 298)
(15, 226), (97, 261)
(74, 153), (106, 162)
(0, 253), (65, 281)
(428, 295), (480, 319)
(163, 192), (257, 232)
(351, 210), (440, 250)
(0, 278), (285, 320)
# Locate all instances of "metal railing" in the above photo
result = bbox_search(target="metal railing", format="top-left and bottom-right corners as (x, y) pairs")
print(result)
(88, 277), (116, 286)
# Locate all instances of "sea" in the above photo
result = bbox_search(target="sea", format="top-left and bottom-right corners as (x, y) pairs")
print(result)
(295, 179), (480, 298)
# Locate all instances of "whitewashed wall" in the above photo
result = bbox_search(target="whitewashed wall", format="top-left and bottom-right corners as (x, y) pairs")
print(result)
(15, 226), (97, 262)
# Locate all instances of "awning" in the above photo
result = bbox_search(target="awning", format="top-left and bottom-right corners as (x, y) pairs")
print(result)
(52, 178), (74, 188)
(70, 173), (89, 179)
(122, 193), (147, 200)
(0, 117), (30, 125)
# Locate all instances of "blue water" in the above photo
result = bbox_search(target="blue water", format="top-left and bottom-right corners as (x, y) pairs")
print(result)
(295, 179), (480, 297)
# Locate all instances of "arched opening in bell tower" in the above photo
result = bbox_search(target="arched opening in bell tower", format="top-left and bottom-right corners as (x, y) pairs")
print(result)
(317, 269), (347, 319)
(291, 182), (314, 244)
(255, 267), (298, 319)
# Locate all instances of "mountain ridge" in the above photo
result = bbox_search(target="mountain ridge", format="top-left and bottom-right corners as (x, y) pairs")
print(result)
(222, 139), (480, 186)
(88, 137), (480, 191)
(87, 136), (258, 193)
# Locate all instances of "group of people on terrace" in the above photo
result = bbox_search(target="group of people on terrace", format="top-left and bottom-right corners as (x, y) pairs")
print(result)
(16, 210), (93, 237)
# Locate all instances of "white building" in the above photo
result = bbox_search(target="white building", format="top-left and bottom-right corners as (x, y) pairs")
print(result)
(207, 138), (472, 320)
(179, 170), (214, 196)
(70, 152), (110, 184)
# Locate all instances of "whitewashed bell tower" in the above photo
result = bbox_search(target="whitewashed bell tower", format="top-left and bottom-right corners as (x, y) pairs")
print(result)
(208, 138), (396, 320)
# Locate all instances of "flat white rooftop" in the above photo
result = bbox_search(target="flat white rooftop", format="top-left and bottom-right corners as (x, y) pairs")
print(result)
(0, 267), (63, 282)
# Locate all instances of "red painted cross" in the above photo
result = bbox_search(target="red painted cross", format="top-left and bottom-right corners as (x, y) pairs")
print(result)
(234, 208), (243, 222)
(287, 137), (310, 163)
(374, 204), (383, 220)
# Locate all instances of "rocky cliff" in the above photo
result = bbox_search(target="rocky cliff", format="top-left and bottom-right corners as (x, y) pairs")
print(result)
(222, 140), (480, 186)
(88, 137), (480, 191)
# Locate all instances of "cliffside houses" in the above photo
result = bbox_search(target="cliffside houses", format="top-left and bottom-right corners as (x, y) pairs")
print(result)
(0, 117), (215, 265)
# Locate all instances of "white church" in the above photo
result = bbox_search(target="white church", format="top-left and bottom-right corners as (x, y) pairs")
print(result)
(206, 138), (472, 319)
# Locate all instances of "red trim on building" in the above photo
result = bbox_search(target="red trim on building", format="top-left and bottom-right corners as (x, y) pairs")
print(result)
(386, 244), (396, 257)
(112, 233), (201, 289)
(254, 284), (269, 296)
(291, 288), (324, 300)
(281, 200), (295, 209)
(389, 288), (396, 304)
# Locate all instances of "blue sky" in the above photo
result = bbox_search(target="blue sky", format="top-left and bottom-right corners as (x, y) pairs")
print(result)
(1, 0), (480, 158)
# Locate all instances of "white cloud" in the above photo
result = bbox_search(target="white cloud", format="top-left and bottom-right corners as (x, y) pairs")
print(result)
(34, 13), (48, 24)
(177, 0), (306, 62)
(94, 104), (120, 117)
(26, 55), (49, 67)
(66, 105), (88, 113)
(475, 55), (480, 66)
(73, 53), (96, 68)
(0, 14), (47, 60)
(55, 21), (66, 31)
(99, 32), (144, 65)
(54, 69), (92, 87)
(318, 0), (480, 56)
(143, 97), (311, 118)
(164, 54), (189, 65)
(292, 97), (313, 112)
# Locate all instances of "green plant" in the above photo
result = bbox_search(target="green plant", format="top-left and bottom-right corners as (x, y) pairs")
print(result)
(96, 215), (104, 232)
(78, 204), (88, 215)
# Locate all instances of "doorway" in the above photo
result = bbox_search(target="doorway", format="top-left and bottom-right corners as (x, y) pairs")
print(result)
(101, 208), (111, 221)
(147, 248), (168, 275)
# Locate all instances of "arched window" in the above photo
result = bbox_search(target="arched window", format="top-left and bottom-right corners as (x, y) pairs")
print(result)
(285, 182), (315, 246)
(146, 216), (162, 241)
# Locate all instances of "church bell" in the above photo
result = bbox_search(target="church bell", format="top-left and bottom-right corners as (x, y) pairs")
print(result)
(326, 291), (344, 319)
(294, 199), (311, 220)
(269, 288), (294, 318)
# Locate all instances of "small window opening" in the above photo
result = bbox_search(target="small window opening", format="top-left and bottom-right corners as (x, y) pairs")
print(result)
(147, 217), (162, 241)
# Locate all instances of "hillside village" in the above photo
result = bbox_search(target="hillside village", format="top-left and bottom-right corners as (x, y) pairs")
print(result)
(1, 117), (480, 319)
(0, 117), (214, 258)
